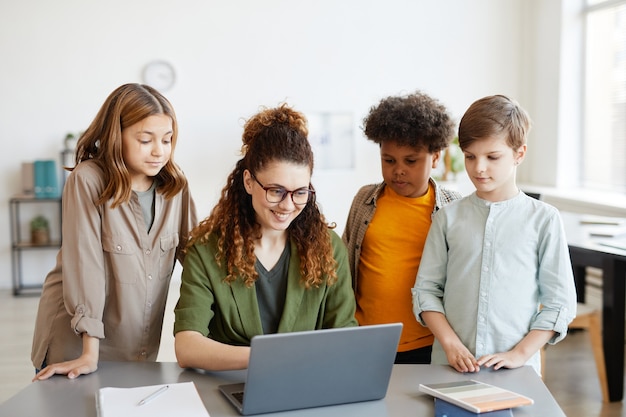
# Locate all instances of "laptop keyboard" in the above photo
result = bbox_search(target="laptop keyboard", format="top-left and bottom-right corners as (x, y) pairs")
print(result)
(233, 391), (245, 403)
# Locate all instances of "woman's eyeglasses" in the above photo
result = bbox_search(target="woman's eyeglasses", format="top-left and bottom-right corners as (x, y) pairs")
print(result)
(251, 173), (315, 206)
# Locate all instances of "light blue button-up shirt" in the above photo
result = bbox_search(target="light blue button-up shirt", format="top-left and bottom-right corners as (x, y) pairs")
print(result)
(412, 192), (577, 374)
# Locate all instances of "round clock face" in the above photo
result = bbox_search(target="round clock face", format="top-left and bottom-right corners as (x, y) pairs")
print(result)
(142, 60), (176, 91)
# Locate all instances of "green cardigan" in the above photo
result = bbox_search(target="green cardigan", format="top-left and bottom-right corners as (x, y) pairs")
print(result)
(174, 230), (357, 345)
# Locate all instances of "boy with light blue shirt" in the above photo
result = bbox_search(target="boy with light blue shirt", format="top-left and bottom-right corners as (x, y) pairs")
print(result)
(412, 95), (577, 375)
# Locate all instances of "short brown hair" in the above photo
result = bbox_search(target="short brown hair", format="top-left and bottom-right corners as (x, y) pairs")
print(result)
(458, 95), (531, 151)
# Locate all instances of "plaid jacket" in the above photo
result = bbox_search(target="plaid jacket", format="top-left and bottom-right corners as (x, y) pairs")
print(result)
(341, 178), (462, 291)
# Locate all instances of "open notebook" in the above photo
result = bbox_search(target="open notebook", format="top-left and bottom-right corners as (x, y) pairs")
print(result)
(96, 382), (209, 417)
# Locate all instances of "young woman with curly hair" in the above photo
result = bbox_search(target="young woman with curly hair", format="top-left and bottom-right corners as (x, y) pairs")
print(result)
(174, 104), (357, 371)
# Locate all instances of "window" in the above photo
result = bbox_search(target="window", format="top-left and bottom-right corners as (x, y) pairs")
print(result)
(583, 0), (626, 193)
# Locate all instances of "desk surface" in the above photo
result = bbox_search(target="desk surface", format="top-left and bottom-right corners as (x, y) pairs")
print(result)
(0, 362), (564, 417)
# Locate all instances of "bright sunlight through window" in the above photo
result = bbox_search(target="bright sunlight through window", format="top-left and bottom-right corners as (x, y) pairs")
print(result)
(583, 1), (626, 193)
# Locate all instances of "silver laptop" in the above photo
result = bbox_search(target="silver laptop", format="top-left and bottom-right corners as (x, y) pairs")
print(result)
(219, 323), (402, 415)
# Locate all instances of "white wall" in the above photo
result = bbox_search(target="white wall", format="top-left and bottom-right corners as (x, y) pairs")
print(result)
(0, 0), (551, 290)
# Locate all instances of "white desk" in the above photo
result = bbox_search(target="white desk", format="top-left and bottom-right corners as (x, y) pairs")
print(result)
(0, 362), (565, 416)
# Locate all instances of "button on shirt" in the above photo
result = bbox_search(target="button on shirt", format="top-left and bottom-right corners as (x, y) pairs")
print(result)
(412, 192), (577, 374)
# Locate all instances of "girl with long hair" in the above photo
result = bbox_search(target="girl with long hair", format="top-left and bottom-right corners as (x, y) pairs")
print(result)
(32, 83), (197, 380)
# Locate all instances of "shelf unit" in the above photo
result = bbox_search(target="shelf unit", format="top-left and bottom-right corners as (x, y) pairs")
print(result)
(9, 195), (62, 296)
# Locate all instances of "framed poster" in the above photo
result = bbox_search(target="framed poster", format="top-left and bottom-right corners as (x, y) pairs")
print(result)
(308, 112), (354, 170)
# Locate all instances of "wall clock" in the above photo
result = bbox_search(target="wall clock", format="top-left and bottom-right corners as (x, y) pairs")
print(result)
(142, 60), (176, 91)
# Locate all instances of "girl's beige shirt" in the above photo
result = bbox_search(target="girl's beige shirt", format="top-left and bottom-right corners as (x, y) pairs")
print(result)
(31, 160), (197, 367)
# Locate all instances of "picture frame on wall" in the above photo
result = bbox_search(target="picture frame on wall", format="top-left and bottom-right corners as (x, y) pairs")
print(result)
(308, 112), (354, 170)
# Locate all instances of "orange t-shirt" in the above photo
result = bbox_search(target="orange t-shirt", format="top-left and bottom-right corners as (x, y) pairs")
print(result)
(355, 184), (435, 352)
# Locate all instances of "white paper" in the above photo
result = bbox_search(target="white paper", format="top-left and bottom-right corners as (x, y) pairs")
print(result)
(596, 238), (626, 251)
(587, 226), (626, 238)
(579, 215), (624, 226)
(96, 381), (210, 417)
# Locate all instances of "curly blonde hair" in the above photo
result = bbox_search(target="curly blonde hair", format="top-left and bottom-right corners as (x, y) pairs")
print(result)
(189, 104), (337, 288)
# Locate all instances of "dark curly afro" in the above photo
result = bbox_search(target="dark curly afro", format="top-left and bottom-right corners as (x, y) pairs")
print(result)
(363, 91), (455, 153)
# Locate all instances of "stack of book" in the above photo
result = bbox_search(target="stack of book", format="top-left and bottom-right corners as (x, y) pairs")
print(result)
(419, 379), (534, 416)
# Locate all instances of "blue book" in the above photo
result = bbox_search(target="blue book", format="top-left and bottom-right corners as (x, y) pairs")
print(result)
(33, 160), (60, 198)
(435, 398), (513, 417)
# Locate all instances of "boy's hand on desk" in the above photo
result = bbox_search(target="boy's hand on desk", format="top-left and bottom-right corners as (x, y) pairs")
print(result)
(477, 351), (526, 370)
(476, 329), (553, 371)
(442, 342), (481, 373)
(32, 356), (98, 381)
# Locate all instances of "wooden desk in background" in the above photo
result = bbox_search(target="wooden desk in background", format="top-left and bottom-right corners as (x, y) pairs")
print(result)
(0, 362), (565, 417)
(561, 212), (626, 402)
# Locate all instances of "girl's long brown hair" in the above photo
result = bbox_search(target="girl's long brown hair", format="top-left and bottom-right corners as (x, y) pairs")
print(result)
(72, 83), (187, 208)
(189, 104), (337, 288)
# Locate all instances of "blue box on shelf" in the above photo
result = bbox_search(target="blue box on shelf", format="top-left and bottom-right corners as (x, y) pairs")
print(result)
(33, 160), (60, 199)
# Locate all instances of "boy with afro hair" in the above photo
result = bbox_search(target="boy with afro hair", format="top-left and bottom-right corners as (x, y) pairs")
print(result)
(343, 91), (461, 363)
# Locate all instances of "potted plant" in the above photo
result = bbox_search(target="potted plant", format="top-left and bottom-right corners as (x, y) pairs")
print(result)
(64, 132), (78, 150)
(30, 215), (50, 245)
(442, 136), (464, 181)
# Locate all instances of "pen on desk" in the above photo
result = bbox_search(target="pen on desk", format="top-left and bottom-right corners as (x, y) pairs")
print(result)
(137, 385), (169, 406)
